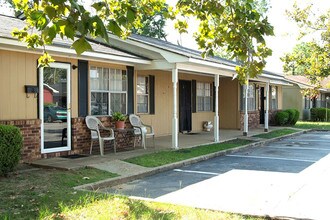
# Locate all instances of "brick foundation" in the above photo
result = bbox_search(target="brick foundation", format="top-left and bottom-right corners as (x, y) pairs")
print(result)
(71, 116), (135, 155)
(0, 119), (41, 162)
(239, 110), (280, 130)
(1, 117), (135, 162)
(240, 111), (260, 130)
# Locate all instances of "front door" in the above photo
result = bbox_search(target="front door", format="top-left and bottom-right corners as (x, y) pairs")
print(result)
(39, 62), (71, 153)
(179, 80), (192, 132)
(260, 87), (265, 124)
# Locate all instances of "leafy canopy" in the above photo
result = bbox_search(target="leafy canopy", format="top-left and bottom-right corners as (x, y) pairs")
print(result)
(11, 0), (274, 83)
(283, 1), (330, 91)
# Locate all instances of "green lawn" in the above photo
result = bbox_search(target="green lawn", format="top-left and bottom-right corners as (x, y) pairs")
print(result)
(0, 167), (263, 220)
(124, 139), (253, 167)
(252, 128), (299, 139)
(294, 121), (330, 130)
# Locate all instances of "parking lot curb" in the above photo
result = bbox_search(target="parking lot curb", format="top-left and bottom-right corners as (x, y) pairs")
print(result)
(75, 129), (310, 191)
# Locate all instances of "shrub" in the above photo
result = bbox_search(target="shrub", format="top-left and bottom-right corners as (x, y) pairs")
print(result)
(275, 111), (289, 126)
(310, 108), (318, 121)
(0, 125), (23, 176)
(310, 108), (329, 121)
(284, 109), (296, 125)
(292, 109), (300, 125)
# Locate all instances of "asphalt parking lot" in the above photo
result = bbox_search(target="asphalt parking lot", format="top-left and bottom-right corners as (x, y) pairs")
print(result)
(103, 131), (330, 219)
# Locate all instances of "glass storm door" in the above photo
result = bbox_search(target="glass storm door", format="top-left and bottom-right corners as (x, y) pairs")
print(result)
(39, 62), (71, 153)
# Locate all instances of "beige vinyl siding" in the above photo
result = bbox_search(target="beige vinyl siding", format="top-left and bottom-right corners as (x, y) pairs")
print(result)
(136, 70), (216, 136)
(219, 77), (240, 129)
(277, 85), (283, 110)
(0, 50), (79, 120)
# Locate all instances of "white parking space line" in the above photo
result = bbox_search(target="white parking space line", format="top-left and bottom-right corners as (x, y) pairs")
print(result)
(226, 155), (316, 163)
(267, 146), (330, 151)
(173, 169), (219, 176)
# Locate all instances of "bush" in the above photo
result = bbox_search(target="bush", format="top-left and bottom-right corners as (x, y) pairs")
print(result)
(0, 125), (23, 176)
(292, 109), (300, 125)
(284, 109), (296, 125)
(310, 108), (330, 121)
(310, 108), (318, 121)
(275, 111), (290, 126)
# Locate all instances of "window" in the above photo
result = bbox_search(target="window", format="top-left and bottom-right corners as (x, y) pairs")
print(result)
(304, 96), (311, 109)
(197, 82), (213, 111)
(90, 66), (127, 115)
(241, 84), (256, 111)
(271, 86), (278, 109)
(137, 76), (149, 113)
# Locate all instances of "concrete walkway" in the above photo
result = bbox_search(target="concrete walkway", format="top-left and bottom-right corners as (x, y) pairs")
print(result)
(30, 127), (273, 170)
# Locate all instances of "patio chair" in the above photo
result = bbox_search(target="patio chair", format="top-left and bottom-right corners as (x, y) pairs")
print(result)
(85, 116), (116, 156)
(129, 114), (155, 149)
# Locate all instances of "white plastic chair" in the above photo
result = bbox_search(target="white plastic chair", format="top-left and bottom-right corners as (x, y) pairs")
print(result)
(129, 114), (154, 149)
(85, 116), (116, 156)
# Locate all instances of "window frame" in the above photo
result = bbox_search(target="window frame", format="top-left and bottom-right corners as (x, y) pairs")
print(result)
(89, 66), (127, 116)
(196, 82), (213, 112)
(136, 75), (149, 114)
(241, 84), (256, 111)
(270, 86), (278, 110)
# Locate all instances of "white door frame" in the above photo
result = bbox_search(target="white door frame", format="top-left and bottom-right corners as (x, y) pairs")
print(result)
(39, 62), (71, 153)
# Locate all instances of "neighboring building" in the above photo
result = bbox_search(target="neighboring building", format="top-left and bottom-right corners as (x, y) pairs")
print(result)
(283, 75), (330, 120)
(0, 15), (290, 161)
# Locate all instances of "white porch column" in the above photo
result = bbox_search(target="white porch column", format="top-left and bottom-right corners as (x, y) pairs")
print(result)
(172, 66), (179, 149)
(243, 79), (249, 136)
(264, 81), (270, 132)
(214, 74), (220, 142)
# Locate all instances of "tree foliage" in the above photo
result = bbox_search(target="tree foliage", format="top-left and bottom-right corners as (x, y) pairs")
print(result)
(283, 1), (330, 89)
(10, 0), (274, 83)
(173, 0), (274, 84)
(132, 4), (168, 41)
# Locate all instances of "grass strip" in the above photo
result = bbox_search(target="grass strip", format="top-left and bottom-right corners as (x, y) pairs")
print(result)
(0, 167), (117, 219)
(253, 128), (298, 139)
(0, 166), (264, 220)
(294, 121), (330, 130)
(124, 139), (253, 167)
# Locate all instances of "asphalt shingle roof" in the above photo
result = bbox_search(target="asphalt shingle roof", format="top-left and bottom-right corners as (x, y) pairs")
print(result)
(0, 14), (143, 60)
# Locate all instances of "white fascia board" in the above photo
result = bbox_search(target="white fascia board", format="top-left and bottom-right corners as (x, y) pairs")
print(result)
(0, 38), (151, 65)
(187, 57), (236, 72)
(177, 62), (234, 77)
(135, 60), (175, 70)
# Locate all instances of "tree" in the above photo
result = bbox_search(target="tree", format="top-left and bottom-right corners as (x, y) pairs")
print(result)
(173, 0), (274, 84)
(132, 5), (168, 41)
(283, 1), (330, 88)
(281, 42), (316, 76)
(11, 0), (274, 84)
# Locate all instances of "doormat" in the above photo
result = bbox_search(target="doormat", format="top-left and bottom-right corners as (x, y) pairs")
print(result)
(61, 154), (88, 159)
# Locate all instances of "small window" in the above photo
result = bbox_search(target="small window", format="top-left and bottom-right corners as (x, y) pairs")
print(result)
(271, 86), (278, 109)
(137, 76), (149, 113)
(241, 84), (256, 111)
(197, 82), (213, 111)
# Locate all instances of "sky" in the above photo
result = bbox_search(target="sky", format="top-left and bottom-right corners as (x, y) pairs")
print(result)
(1, 0), (329, 74)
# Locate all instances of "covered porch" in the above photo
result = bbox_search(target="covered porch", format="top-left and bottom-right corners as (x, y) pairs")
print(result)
(30, 127), (280, 170)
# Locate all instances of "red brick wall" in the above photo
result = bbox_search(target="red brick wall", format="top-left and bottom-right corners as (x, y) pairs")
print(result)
(1, 117), (135, 162)
(72, 116), (135, 154)
(0, 119), (41, 162)
(239, 110), (280, 130)
(239, 111), (260, 130)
